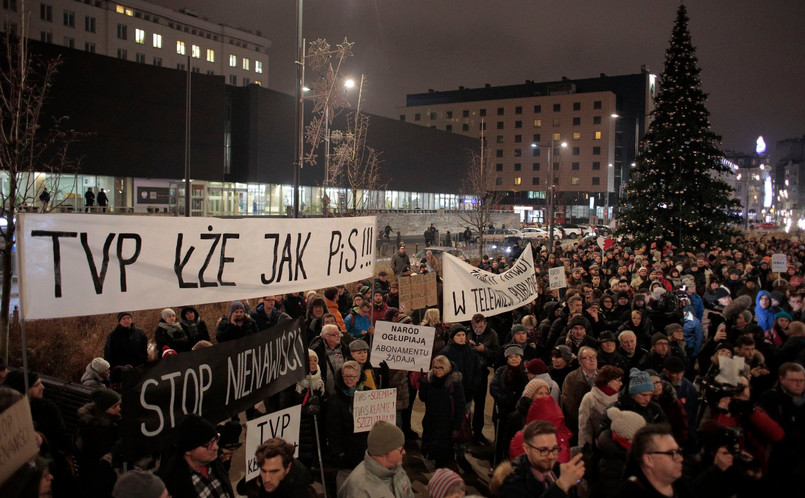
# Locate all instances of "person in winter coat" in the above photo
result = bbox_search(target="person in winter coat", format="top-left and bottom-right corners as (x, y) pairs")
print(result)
(577, 365), (623, 449)
(420, 308), (448, 355)
(549, 345), (576, 388)
(104, 311), (148, 369)
(155, 308), (190, 353)
(245, 438), (315, 498)
(343, 302), (373, 339)
(598, 369), (668, 434)
(325, 361), (370, 470)
(754, 290), (776, 335)
(309, 324), (353, 397)
(304, 296), (327, 343)
(490, 345), (529, 433)
(594, 407), (647, 498)
(525, 358), (560, 402)
(596, 331), (629, 372)
(439, 324), (483, 404)
(617, 330), (648, 373)
(391, 245), (410, 275)
(81, 357), (111, 388)
(418, 355), (466, 469)
(469, 313), (501, 443)
(179, 306), (210, 348)
(617, 310), (653, 350)
(649, 374), (689, 447)
(251, 296), (292, 332)
(496, 325), (539, 368)
(294, 350), (326, 470)
(498, 378), (550, 464)
(216, 301), (259, 342)
(338, 421), (414, 498)
(77, 388), (121, 491)
(513, 387), (574, 463)
(561, 345), (599, 438)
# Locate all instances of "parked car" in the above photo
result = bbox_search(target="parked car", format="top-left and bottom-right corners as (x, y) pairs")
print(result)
(557, 223), (587, 239)
(484, 228), (523, 242)
(490, 236), (525, 256)
(412, 246), (467, 265)
(522, 227), (559, 240)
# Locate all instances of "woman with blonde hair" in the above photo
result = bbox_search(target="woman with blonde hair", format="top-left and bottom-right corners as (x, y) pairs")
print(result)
(419, 355), (466, 469)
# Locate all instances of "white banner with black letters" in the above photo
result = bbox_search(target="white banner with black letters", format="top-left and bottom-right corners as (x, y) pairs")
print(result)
(16, 214), (375, 320)
(369, 321), (434, 371)
(244, 405), (301, 482)
(443, 243), (538, 322)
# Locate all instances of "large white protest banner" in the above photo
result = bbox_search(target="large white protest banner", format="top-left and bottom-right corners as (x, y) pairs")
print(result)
(370, 321), (434, 371)
(443, 243), (538, 322)
(17, 214), (375, 319)
(353, 388), (396, 433)
(0, 398), (39, 486)
(244, 405), (302, 481)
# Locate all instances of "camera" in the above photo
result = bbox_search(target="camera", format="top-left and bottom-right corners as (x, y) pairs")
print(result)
(699, 376), (745, 407)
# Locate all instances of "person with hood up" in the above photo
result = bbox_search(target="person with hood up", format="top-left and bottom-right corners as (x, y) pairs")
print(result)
(81, 357), (111, 388)
(179, 306), (210, 348)
(155, 308), (189, 353)
(754, 290), (776, 335)
(617, 310), (653, 350)
(305, 296), (327, 343)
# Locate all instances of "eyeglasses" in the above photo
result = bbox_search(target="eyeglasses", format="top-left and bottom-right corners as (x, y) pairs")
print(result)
(342, 375), (359, 380)
(647, 449), (683, 461)
(525, 442), (561, 456)
(579, 355), (597, 361)
(204, 434), (220, 450)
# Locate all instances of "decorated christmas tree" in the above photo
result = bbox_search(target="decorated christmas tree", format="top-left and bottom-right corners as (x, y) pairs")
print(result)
(616, 4), (740, 250)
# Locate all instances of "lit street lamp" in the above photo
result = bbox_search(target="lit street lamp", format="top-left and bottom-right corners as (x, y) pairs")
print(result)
(531, 139), (567, 256)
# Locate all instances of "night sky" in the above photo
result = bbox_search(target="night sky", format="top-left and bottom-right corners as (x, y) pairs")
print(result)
(151, 0), (804, 156)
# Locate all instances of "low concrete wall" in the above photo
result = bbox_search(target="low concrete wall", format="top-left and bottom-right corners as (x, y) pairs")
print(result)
(375, 211), (520, 238)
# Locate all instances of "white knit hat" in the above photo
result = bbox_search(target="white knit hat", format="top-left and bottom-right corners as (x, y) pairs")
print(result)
(522, 378), (549, 400)
(608, 406), (646, 440)
(90, 357), (110, 375)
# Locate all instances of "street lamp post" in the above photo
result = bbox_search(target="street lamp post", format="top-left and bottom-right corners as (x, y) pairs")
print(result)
(293, 0), (304, 218)
(532, 139), (567, 257)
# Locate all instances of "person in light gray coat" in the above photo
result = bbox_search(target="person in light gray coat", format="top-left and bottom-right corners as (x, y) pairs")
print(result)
(339, 421), (414, 498)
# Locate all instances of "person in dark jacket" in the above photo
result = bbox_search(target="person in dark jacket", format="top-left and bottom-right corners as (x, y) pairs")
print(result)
(104, 311), (148, 369)
(500, 420), (586, 498)
(251, 295), (292, 331)
(490, 345), (529, 434)
(158, 414), (234, 498)
(594, 407), (647, 498)
(245, 438), (314, 497)
(77, 388), (121, 492)
(216, 300), (259, 342)
(282, 292), (306, 320)
(154, 308), (190, 353)
(325, 361), (369, 469)
(439, 324), (483, 404)
(391, 245), (410, 275)
(468, 313), (500, 443)
(418, 355), (466, 469)
(179, 306), (210, 348)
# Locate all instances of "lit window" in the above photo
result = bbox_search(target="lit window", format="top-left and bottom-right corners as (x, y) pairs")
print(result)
(594, 131), (602, 140)
(255, 61), (263, 73)
(206, 49), (214, 62)
(514, 177), (522, 186)
(176, 41), (185, 55)
(533, 119), (541, 128)
(116, 5), (124, 14)
(229, 54), (236, 67)
(153, 33), (162, 48)
(135, 28), (144, 44)
(125, 8), (133, 16)
(192, 45), (200, 58)
(571, 177), (580, 185)
(553, 133), (561, 141)
(242, 58), (250, 70)
(573, 132), (581, 140)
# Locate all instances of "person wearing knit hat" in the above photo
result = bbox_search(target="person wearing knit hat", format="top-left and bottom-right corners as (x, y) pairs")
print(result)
(505, 344), (524, 358)
(550, 345), (575, 388)
(639, 333), (672, 373)
(664, 323), (683, 336)
(105, 310), (148, 369)
(4, 369), (42, 397)
(526, 358), (547, 376)
(155, 307), (189, 354)
(523, 378), (550, 400)
(91, 387), (121, 414)
(81, 357), (111, 388)
(215, 299), (258, 343)
(161, 308), (176, 320)
(607, 406), (647, 443)
(112, 470), (167, 498)
(340, 420), (413, 498)
(158, 414), (235, 498)
(628, 368), (654, 394)
(349, 339), (370, 352)
(427, 468), (465, 498)
(77, 387), (122, 489)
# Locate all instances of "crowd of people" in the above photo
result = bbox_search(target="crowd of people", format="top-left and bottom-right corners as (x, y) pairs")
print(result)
(2, 233), (805, 498)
